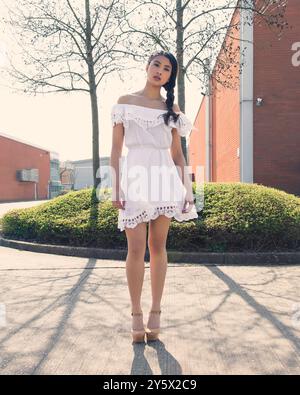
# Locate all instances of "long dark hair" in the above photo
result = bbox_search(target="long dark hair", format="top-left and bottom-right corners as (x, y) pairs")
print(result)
(147, 50), (180, 126)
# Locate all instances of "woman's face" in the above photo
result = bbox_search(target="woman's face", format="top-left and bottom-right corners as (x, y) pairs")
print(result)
(146, 55), (172, 86)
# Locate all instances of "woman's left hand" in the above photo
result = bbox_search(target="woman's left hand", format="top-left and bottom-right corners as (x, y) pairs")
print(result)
(182, 189), (195, 213)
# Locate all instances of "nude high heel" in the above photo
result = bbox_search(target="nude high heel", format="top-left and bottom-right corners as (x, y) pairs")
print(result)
(131, 312), (146, 343)
(145, 310), (161, 342)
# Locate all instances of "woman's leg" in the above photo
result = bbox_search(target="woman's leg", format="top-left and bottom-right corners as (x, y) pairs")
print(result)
(125, 222), (147, 331)
(147, 215), (172, 329)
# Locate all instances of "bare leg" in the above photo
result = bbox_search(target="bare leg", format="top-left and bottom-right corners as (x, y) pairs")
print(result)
(125, 222), (147, 331)
(147, 215), (172, 329)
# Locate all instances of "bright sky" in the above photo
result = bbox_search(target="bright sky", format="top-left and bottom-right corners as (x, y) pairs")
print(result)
(0, 1), (226, 162)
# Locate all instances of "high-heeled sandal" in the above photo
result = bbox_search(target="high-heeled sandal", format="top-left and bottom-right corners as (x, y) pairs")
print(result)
(131, 312), (146, 343)
(145, 310), (161, 342)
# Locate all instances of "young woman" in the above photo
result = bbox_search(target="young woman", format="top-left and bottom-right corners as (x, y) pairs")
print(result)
(110, 50), (198, 343)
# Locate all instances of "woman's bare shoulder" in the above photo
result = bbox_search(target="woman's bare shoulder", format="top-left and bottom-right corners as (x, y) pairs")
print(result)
(172, 103), (181, 112)
(117, 92), (178, 111)
(117, 93), (140, 105)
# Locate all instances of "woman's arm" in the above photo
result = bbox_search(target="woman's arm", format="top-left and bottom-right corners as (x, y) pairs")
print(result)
(170, 104), (194, 212)
(170, 130), (193, 189)
(109, 116), (125, 209)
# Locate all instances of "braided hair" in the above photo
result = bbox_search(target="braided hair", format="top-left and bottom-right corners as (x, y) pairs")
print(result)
(147, 50), (180, 126)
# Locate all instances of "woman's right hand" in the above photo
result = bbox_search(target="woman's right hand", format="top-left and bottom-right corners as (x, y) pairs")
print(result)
(112, 194), (126, 210)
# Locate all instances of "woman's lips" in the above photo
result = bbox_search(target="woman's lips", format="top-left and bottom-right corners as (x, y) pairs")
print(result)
(153, 76), (161, 80)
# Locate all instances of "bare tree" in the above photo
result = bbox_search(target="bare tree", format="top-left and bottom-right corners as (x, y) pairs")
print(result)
(1, 0), (289, 170)
(113, 0), (289, 159)
(1, 0), (140, 189)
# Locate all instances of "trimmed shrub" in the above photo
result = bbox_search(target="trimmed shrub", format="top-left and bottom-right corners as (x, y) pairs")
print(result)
(1, 183), (300, 252)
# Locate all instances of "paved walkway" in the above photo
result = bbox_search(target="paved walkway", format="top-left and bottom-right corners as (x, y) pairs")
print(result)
(0, 200), (48, 219)
(0, 245), (299, 374)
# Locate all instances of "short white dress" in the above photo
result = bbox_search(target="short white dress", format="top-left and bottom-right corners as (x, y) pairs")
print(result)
(111, 103), (199, 232)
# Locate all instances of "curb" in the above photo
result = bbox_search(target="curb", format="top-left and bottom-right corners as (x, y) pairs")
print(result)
(1, 236), (300, 265)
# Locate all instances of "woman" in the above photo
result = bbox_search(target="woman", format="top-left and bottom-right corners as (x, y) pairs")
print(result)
(110, 50), (198, 343)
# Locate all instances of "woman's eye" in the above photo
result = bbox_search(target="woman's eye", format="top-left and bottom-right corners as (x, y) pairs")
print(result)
(154, 63), (170, 71)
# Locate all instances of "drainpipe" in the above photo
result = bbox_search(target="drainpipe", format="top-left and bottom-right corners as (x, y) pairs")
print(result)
(205, 58), (212, 182)
(240, 0), (254, 183)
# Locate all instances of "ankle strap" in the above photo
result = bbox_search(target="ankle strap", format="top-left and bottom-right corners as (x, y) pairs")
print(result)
(150, 310), (161, 314)
(131, 312), (143, 316)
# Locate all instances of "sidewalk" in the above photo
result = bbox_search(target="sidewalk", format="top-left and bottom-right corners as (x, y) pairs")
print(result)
(0, 199), (49, 219)
(0, 245), (299, 374)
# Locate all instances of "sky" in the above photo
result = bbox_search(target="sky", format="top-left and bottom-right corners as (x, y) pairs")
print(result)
(0, 0), (226, 162)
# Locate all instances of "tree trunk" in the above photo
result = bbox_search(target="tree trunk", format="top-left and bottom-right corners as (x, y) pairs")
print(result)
(176, 0), (187, 162)
(85, 0), (100, 189)
(90, 87), (100, 189)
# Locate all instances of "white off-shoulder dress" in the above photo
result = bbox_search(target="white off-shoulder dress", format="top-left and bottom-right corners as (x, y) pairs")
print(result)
(111, 103), (199, 232)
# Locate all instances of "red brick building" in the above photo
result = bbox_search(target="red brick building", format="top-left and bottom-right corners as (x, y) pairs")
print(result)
(188, 0), (300, 196)
(0, 132), (51, 202)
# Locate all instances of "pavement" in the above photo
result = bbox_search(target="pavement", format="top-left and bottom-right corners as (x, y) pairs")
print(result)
(0, 200), (49, 219)
(0, 245), (300, 374)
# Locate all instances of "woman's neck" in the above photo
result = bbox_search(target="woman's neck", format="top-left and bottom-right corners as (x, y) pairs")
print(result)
(136, 87), (164, 102)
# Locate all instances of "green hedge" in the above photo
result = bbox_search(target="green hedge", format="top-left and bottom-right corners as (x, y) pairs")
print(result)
(1, 183), (300, 252)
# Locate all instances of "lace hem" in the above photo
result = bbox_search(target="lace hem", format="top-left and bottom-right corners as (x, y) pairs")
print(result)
(118, 204), (198, 231)
(111, 103), (196, 137)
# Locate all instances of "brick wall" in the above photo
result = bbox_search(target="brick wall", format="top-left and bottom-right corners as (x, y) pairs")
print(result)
(0, 135), (50, 202)
(253, 0), (300, 196)
(189, 6), (241, 183)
